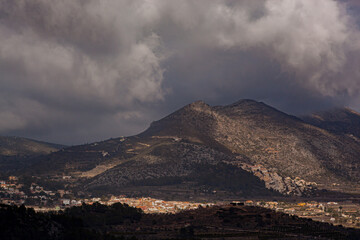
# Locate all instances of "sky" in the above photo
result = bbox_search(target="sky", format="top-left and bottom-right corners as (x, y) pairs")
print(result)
(0, 0), (360, 145)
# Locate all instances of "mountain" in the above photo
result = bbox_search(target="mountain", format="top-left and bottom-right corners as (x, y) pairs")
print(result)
(302, 107), (360, 138)
(0, 136), (65, 174)
(23, 100), (360, 198)
(140, 100), (360, 192)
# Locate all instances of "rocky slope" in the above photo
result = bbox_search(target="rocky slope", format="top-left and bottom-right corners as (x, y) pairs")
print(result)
(142, 100), (360, 184)
(83, 141), (277, 197)
(24, 100), (360, 197)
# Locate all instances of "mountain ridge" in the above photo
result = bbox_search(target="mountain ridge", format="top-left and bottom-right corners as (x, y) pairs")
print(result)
(15, 99), (360, 198)
(0, 136), (65, 174)
(302, 107), (360, 139)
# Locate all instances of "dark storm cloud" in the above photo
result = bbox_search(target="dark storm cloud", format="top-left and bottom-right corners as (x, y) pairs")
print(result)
(0, 0), (359, 144)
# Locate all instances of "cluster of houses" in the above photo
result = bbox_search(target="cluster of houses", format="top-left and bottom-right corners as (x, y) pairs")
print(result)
(244, 200), (360, 228)
(104, 196), (214, 213)
(0, 176), (25, 205)
(33, 196), (215, 213)
(0, 176), (74, 208)
(0, 176), (215, 214)
(1, 175), (360, 228)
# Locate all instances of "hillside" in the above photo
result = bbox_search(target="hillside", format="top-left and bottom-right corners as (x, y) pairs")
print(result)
(23, 100), (360, 198)
(302, 107), (360, 138)
(140, 100), (360, 190)
(0, 136), (65, 174)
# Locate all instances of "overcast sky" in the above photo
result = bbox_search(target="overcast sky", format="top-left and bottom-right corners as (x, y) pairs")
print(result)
(1, 0), (360, 145)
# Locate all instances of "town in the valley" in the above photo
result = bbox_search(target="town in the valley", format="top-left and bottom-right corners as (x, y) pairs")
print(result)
(1, 175), (360, 229)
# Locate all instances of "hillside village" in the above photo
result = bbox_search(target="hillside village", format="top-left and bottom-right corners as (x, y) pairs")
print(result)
(1, 175), (360, 229)
(252, 200), (360, 229)
(0, 175), (214, 213)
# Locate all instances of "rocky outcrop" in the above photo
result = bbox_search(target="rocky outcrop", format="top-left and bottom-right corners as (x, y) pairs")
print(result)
(239, 163), (317, 196)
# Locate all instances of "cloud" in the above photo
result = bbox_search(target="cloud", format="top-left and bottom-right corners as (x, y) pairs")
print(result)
(162, 0), (360, 96)
(0, 0), (359, 144)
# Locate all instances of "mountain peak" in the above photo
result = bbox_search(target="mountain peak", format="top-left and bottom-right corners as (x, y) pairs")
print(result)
(228, 99), (260, 106)
(185, 100), (210, 110)
(189, 100), (207, 105)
